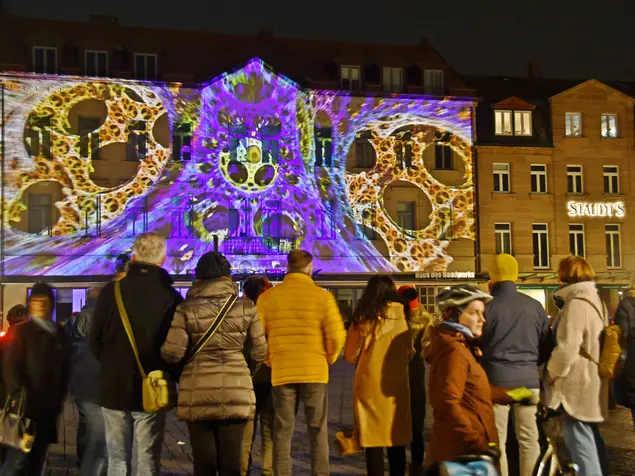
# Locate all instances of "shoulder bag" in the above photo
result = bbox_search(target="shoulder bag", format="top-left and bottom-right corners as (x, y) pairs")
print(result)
(115, 281), (176, 413)
(185, 294), (237, 365)
(0, 388), (36, 453)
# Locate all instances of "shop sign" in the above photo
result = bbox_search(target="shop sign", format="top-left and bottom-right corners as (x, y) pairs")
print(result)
(567, 201), (625, 219)
(415, 271), (476, 279)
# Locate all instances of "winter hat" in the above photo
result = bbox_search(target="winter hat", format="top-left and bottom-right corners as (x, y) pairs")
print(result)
(489, 253), (519, 283)
(398, 285), (420, 311)
(195, 251), (232, 280)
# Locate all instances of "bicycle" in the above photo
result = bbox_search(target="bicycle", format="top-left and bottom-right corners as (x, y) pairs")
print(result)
(533, 405), (579, 476)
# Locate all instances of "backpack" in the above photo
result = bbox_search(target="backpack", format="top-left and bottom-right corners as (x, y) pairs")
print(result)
(573, 297), (623, 379)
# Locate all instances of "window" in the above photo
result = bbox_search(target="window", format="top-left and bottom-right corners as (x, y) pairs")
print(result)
(314, 127), (333, 166)
(532, 224), (550, 268)
(126, 121), (147, 161)
(495, 223), (512, 255)
(424, 70), (444, 95)
(530, 164), (547, 193)
(28, 193), (53, 235)
(85, 50), (108, 77)
(33, 47), (57, 74)
(418, 286), (439, 314)
(493, 163), (510, 192)
(382, 67), (403, 93)
(569, 224), (585, 257)
(565, 112), (582, 137)
(603, 166), (619, 194)
(567, 166), (583, 194)
(606, 224), (622, 268)
(78, 116), (101, 159)
(396, 201), (415, 230)
(435, 144), (454, 170)
(495, 110), (532, 136)
(134, 53), (157, 80)
(601, 114), (618, 138)
(355, 139), (375, 168)
(173, 122), (192, 161)
(341, 65), (361, 90)
(25, 116), (52, 158)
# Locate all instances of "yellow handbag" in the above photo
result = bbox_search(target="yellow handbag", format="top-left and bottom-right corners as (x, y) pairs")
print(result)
(115, 281), (176, 413)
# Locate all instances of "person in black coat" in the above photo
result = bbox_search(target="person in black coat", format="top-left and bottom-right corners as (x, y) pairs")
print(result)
(614, 286), (635, 432)
(0, 283), (71, 476)
(89, 233), (182, 476)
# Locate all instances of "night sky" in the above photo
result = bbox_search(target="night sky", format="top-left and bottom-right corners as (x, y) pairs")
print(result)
(4, 0), (635, 80)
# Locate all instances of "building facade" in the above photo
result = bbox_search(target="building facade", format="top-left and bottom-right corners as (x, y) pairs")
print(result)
(474, 76), (635, 316)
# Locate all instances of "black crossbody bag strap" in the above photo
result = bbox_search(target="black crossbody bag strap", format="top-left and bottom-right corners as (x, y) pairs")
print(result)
(186, 294), (237, 365)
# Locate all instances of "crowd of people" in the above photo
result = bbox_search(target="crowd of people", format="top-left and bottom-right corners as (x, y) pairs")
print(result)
(0, 231), (632, 476)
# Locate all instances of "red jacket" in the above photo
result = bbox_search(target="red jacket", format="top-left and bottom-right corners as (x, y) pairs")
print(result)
(424, 325), (513, 467)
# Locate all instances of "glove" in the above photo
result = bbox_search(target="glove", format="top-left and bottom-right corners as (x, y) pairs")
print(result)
(506, 387), (537, 405)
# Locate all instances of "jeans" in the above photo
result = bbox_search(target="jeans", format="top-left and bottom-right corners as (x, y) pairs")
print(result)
(76, 399), (107, 476)
(187, 419), (246, 476)
(272, 383), (329, 476)
(365, 446), (406, 476)
(493, 389), (540, 476)
(0, 419), (55, 476)
(241, 383), (274, 475)
(102, 408), (166, 476)
(562, 415), (605, 476)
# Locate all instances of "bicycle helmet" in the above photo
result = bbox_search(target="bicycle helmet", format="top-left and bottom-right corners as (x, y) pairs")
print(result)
(435, 284), (493, 312)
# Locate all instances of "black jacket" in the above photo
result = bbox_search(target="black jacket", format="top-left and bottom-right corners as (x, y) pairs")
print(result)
(481, 281), (554, 389)
(615, 295), (635, 408)
(2, 319), (71, 442)
(89, 262), (183, 411)
(65, 299), (101, 401)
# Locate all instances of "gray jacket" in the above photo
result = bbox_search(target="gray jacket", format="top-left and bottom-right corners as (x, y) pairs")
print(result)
(161, 278), (268, 422)
(481, 281), (554, 389)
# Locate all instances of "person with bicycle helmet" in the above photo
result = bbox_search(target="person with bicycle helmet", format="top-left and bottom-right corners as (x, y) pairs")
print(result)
(424, 284), (534, 471)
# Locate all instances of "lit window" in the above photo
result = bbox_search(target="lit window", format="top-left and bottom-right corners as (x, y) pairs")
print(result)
(341, 65), (361, 90)
(530, 164), (547, 193)
(134, 53), (158, 80)
(493, 163), (510, 192)
(85, 50), (108, 77)
(495, 110), (532, 136)
(495, 223), (512, 255)
(33, 47), (57, 74)
(495, 110), (513, 136)
(532, 224), (550, 268)
(382, 67), (403, 93)
(396, 201), (415, 230)
(603, 166), (619, 194)
(565, 112), (582, 137)
(569, 224), (585, 257)
(424, 70), (444, 95)
(435, 144), (454, 170)
(418, 286), (438, 313)
(567, 166), (583, 194)
(601, 114), (618, 138)
(514, 111), (532, 136)
(606, 224), (622, 268)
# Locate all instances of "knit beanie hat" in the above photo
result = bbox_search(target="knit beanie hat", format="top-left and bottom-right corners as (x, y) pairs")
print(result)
(489, 253), (519, 283)
(195, 251), (232, 280)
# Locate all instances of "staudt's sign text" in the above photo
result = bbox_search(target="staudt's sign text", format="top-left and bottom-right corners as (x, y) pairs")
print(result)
(567, 201), (625, 219)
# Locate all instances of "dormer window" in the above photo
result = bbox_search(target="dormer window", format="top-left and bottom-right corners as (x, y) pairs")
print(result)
(495, 110), (532, 136)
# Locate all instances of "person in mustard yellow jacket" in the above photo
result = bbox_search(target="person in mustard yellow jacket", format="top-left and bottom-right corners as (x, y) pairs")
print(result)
(256, 250), (346, 476)
(344, 276), (413, 476)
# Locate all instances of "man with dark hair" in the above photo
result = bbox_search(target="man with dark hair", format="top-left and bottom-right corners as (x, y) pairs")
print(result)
(6, 305), (28, 327)
(257, 250), (346, 476)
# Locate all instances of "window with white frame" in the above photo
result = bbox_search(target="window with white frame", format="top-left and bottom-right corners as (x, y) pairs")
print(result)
(606, 224), (622, 268)
(418, 286), (439, 314)
(567, 165), (583, 194)
(85, 50), (108, 77)
(530, 164), (547, 193)
(382, 67), (403, 93)
(435, 144), (454, 170)
(603, 166), (619, 194)
(495, 223), (512, 255)
(532, 223), (549, 268)
(494, 110), (513, 135)
(569, 224), (585, 257)
(33, 47), (57, 74)
(495, 110), (532, 136)
(601, 114), (618, 138)
(514, 111), (532, 136)
(134, 53), (158, 80)
(423, 69), (444, 95)
(341, 65), (361, 90)
(396, 201), (415, 230)
(493, 163), (510, 192)
(565, 112), (582, 137)
(355, 139), (375, 168)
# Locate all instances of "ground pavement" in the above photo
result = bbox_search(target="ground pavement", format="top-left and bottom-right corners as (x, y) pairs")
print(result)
(46, 360), (635, 475)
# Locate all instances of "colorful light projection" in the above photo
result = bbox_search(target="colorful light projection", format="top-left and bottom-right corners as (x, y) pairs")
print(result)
(0, 59), (475, 276)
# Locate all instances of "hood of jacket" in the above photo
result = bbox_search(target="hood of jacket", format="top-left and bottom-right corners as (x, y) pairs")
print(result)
(186, 277), (236, 300)
(424, 323), (473, 365)
(554, 280), (598, 303)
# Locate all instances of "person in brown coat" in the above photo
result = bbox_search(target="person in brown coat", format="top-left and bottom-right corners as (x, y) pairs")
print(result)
(161, 252), (268, 476)
(344, 275), (413, 476)
(424, 285), (535, 470)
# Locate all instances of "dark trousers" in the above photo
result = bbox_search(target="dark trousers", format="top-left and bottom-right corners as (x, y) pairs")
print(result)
(409, 375), (426, 467)
(0, 423), (52, 476)
(76, 399), (107, 476)
(187, 419), (247, 476)
(365, 446), (406, 476)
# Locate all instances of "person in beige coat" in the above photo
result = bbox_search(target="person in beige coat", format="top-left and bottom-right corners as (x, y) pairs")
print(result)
(344, 275), (413, 476)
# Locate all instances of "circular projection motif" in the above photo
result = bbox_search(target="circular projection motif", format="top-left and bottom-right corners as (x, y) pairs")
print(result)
(7, 82), (169, 236)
